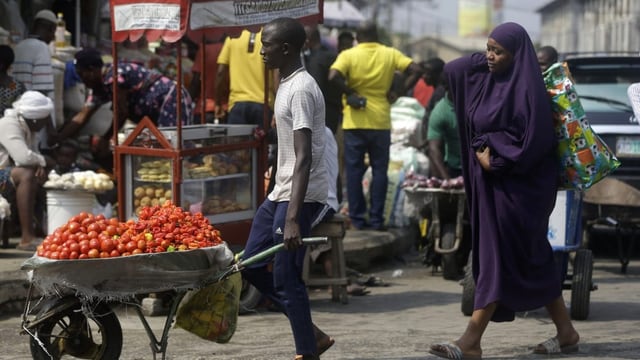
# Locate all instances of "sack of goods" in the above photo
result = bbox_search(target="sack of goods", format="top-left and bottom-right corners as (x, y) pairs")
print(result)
(543, 62), (621, 190)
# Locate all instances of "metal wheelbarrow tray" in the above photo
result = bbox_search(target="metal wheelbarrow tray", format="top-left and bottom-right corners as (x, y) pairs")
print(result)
(582, 177), (640, 273)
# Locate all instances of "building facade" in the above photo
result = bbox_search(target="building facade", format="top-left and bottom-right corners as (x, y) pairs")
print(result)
(538, 0), (640, 53)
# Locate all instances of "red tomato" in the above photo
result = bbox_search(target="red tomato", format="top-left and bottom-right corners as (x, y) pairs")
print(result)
(89, 239), (100, 250)
(67, 221), (81, 234)
(87, 248), (99, 258)
(125, 241), (138, 253)
(49, 251), (60, 260)
(116, 243), (127, 254)
(99, 251), (110, 258)
(137, 240), (147, 251)
(100, 238), (115, 253)
(78, 253), (88, 259)
(69, 242), (80, 253)
(79, 244), (90, 255)
(87, 223), (100, 233)
(132, 248), (143, 255)
(69, 251), (79, 259)
(58, 250), (70, 260)
(110, 249), (120, 257)
(105, 225), (118, 237)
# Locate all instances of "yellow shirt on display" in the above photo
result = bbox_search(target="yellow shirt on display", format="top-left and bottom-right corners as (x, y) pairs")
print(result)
(217, 30), (274, 110)
(330, 42), (413, 130)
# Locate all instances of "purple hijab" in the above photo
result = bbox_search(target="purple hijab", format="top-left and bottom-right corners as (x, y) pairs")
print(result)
(445, 22), (561, 322)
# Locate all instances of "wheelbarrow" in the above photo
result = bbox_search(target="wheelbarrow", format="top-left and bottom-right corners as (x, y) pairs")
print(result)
(20, 237), (328, 360)
(403, 186), (470, 280)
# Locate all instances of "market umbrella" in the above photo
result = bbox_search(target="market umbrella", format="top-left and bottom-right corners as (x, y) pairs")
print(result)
(323, 0), (365, 28)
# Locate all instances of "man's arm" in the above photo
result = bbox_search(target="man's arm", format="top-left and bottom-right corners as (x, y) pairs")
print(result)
(188, 72), (201, 101)
(283, 127), (312, 250)
(214, 64), (229, 118)
(427, 138), (450, 179)
(328, 69), (365, 109)
(402, 62), (424, 96)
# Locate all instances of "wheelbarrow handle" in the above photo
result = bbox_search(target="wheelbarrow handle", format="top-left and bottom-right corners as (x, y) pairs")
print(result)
(236, 237), (328, 268)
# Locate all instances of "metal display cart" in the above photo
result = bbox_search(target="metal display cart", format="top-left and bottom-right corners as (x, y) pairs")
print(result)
(115, 118), (261, 247)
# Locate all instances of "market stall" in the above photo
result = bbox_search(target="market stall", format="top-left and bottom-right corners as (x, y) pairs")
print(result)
(110, 0), (324, 246)
(21, 3), (328, 359)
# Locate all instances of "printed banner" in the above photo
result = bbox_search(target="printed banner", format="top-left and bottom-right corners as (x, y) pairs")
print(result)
(190, 0), (321, 30)
(110, 0), (189, 42)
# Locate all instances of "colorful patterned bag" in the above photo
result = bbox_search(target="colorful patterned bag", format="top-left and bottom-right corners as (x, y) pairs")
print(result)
(543, 62), (621, 190)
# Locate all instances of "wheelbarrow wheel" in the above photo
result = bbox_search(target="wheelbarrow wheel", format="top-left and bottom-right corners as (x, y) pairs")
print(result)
(570, 248), (593, 320)
(29, 301), (122, 360)
(461, 252), (475, 316)
(441, 223), (461, 280)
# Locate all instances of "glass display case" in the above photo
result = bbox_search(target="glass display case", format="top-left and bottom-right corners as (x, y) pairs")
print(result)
(115, 118), (263, 244)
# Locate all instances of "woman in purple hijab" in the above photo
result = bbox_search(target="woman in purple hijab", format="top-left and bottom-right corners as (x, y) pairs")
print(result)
(429, 23), (580, 359)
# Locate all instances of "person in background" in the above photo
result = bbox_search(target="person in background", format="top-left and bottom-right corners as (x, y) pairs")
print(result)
(51, 140), (79, 174)
(421, 57), (446, 137)
(11, 10), (55, 94)
(71, 48), (193, 130)
(426, 83), (461, 180)
(189, 39), (225, 123)
(337, 31), (354, 54)
(0, 45), (26, 115)
(537, 45), (559, 73)
(12, 9), (58, 150)
(215, 29), (276, 126)
(329, 21), (422, 231)
(429, 22), (579, 359)
(411, 60), (434, 107)
(0, 91), (54, 251)
(240, 17), (333, 360)
(303, 25), (342, 135)
(627, 82), (640, 121)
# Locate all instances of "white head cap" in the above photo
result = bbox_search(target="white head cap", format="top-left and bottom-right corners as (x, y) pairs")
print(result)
(34, 10), (57, 25)
(13, 91), (53, 119)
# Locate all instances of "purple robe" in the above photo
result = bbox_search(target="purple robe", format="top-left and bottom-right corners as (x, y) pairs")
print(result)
(445, 22), (561, 322)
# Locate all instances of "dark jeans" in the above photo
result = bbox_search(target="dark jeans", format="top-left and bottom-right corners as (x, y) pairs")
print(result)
(227, 101), (270, 127)
(343, 129), (391, 229)
(241, 199), (323, 356)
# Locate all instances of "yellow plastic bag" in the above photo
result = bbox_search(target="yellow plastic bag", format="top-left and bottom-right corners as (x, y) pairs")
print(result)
(175, 272), (242, 343)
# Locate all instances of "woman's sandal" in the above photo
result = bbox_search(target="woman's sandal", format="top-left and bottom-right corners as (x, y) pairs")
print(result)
(532, 337), (579, 355)
(429, 342), (482, 360)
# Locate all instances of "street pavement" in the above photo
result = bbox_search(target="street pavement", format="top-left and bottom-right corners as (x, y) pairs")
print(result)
(1, 233), (640, 359)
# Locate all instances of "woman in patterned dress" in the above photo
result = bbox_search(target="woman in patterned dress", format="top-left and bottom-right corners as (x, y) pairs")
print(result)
(0, 45), (26, 116)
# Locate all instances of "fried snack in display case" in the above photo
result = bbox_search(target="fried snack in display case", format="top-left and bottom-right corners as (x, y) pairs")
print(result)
(125, 155), (174, 217)
(181, 148), (256, 224)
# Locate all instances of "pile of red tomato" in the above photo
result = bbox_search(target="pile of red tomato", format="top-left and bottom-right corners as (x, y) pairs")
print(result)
(36, 201), (223, 260)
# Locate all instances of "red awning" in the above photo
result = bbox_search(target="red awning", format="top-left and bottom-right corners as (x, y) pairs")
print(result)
(110, 0), (324, 44)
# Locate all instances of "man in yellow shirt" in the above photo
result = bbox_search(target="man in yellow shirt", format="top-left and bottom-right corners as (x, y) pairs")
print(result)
(329, 22), (422, 231)
(215, 29), (276, 126)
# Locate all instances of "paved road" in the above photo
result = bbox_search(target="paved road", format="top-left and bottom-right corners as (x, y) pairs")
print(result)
(1, 252), (639, 360)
